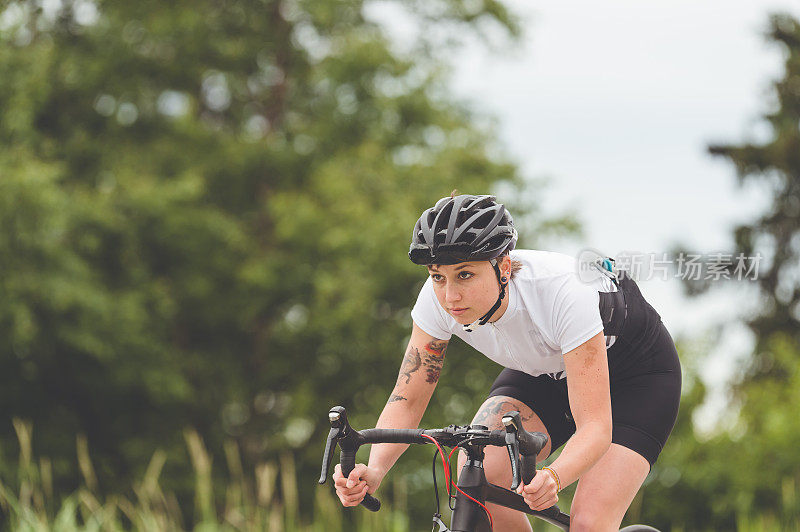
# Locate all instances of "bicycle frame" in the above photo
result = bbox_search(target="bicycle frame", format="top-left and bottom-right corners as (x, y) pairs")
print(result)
(319, 407), (658, 532)
(447, 440), (570, 531)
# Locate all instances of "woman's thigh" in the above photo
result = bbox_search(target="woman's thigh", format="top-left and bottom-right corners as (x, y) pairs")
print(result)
(609, 323), (682, 467)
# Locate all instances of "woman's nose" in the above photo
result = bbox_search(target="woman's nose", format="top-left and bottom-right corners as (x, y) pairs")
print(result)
(445, 282), (462, 303)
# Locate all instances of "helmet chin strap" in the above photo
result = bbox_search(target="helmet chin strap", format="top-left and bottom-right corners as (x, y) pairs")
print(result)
(463, 258), (509, 333)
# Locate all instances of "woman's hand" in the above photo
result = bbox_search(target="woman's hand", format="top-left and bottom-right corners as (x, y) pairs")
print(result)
(515, 468), (558, 511)
(332, 463), (383, 507)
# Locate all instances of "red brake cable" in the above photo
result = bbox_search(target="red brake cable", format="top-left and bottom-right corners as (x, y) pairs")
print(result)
(421, 434), (494, 530)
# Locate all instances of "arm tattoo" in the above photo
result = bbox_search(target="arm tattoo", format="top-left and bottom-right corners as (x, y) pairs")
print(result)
(397, 346), (422, 385)
(395, 340), (448, 386)
(421, 340), (447, 384)
(426, 340), (447, 357)
(388, 394), (408, 403)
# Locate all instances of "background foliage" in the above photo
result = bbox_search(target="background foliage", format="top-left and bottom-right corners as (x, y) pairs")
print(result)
(0, 0), (799, 529)
(646, 13), (800, 530)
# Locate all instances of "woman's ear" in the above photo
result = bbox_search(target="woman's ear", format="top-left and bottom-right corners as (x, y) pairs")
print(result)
(500, 254), (512, 274)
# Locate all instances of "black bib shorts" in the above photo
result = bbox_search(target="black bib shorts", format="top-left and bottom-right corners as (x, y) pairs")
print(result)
(487, 270), (682, 468)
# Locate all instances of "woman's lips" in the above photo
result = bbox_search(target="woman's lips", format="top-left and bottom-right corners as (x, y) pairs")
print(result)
(449, 308), (468, 316)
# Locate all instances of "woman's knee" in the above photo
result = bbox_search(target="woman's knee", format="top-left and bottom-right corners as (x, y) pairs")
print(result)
(569, 444), (649, 531)
(570, 509), (617, 532)
(459, 395), (552, 477)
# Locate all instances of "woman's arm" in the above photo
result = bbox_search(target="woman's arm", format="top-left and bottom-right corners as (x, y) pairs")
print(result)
(548, 330), (612, 489)
(367, 321), (449, 477)
(334, 322), (448, 506)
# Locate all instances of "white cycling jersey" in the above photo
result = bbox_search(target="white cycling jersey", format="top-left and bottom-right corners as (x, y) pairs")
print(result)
(410, 249), (618, 380)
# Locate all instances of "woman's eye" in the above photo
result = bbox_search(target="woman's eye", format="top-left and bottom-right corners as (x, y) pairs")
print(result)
(431, 272), (471, 282)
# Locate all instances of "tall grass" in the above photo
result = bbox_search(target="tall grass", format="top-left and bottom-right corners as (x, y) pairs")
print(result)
(1, 419), (794, 530)
(0, 419), (413, 531)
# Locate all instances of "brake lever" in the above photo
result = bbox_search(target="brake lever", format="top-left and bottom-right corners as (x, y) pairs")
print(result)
(318, 407), (345, 484)
(318, 406), (381, 512)
(504, 411), (545, 486)
(502, 412), (523, 490)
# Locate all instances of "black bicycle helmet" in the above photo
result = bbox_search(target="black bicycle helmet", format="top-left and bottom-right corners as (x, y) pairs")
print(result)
(409, 194), (518, 332)
(409, 194), (518, 266)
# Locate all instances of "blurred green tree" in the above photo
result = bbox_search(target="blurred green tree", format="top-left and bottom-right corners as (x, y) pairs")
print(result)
(0, 0), (578, 523)
(705, 13), (800, 359)
(641, 13), (800, 530)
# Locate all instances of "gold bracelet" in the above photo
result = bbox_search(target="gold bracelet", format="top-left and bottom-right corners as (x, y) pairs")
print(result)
(541, 466), (561, 492)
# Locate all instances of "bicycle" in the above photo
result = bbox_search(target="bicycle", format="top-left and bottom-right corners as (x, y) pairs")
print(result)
(319, 406), (660, 531)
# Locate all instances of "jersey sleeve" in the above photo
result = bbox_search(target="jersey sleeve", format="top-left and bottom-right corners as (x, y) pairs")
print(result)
(410, 278), (453, 340)
(551, 274), (604, 355)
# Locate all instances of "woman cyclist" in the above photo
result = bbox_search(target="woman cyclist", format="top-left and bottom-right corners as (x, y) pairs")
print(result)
(332, 194), (682, 531)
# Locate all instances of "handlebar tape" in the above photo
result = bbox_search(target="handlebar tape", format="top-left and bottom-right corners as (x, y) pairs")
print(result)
(360, 428), (426, 444)
(340, 447), (381, 512)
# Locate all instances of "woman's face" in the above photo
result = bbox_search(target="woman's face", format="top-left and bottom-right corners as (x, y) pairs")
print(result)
(427, 256), (511, 325)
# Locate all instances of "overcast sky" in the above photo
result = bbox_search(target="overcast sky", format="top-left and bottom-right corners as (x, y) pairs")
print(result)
(371, 0), (800, 426)
(456, 0), (800, 426)
(447, 0), (798, 323)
